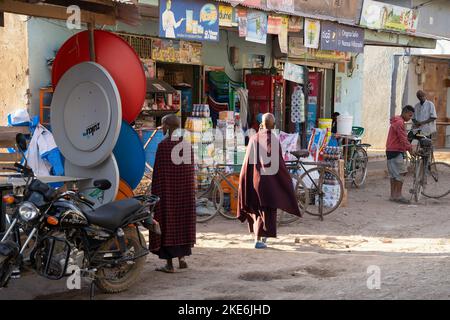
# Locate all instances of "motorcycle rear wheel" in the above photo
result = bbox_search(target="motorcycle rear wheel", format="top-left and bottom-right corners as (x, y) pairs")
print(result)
(94, 227), (146, 294)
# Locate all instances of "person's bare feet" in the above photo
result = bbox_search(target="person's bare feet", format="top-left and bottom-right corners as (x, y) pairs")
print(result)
(179, 257), (188, 269)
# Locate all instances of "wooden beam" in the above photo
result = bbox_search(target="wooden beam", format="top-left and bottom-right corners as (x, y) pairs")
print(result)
(0, 11), (4, 27)
(364, 30), (437, 49)
(0, 0), (116, 25)
(0, 153), (20, 162)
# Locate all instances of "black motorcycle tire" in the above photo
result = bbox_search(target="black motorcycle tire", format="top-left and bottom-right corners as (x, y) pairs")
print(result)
(94, 227), (146, 294)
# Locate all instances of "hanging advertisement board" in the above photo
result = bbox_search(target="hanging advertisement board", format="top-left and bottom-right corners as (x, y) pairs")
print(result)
(245, 10), (267, 44)
(360, 0), (418, 33)
(159, 0), (219, 42)
(320, 21), (364, 53)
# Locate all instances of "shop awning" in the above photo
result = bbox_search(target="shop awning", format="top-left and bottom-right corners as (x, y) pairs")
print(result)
(0, 0), (140, 26)
(146, 78), (177, 94)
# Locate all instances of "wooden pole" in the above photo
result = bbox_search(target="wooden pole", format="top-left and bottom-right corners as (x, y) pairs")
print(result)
(0, 12), (4, 27)
(88, 22), (96, 62)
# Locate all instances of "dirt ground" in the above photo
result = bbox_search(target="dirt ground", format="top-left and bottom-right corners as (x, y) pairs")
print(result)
(1, 165), (450, 300)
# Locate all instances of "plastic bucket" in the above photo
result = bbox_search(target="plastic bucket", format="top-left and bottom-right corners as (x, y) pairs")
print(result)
(337, 115), (353, 135)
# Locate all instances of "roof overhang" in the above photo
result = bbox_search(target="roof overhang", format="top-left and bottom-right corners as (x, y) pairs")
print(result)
(364, 29), (437, 50)
(0, 0), (140, 26)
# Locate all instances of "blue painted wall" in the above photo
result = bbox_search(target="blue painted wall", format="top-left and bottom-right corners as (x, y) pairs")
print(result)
(334, 54), (364, 127)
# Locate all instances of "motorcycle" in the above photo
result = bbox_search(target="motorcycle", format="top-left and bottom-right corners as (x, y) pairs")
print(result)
(0, 133), (160, 295)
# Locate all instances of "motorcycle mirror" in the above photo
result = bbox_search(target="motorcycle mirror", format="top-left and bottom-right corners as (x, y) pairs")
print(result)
(93, 179), (112, 191)
(15, 133), (28, 153)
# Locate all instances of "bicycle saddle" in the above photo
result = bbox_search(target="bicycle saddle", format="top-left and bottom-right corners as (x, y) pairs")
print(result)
(290, 150), (310, 159)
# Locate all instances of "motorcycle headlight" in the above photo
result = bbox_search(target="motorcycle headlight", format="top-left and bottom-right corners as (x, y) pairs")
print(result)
(18, 202), (39, 221)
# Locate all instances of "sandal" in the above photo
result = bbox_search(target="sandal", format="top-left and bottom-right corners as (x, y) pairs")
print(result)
(155, 265), (175, 273)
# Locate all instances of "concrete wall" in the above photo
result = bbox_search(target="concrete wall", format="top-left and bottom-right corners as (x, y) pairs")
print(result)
(334, 53), (364, 127)
(26, 17), (272, 115)
(0, 14), (29, 125)
(361, 46), (405, 149)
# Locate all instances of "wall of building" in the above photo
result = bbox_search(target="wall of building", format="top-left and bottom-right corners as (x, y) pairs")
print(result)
(26, 17), (271, 115)
(0, 14), (29, 125)
(361, 46), (405, 149)
(334, 53), (364, 127)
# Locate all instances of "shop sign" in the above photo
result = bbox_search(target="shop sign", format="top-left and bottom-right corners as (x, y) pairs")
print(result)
(288, 16), (303, 33)
(289, 36), (351, 62)
(245, 10), (267, 44)
(320, 21), (364, 53)
(268, 15), (282, 35)
(283, 62), (304, 84)
(151, 38), (202, 64)
(267, 0), (294, 13)
(219, 4), (237, 27)
(360, 0), (418, 33)
(159, 0), (219, 42)
(304, 18), (320, 49)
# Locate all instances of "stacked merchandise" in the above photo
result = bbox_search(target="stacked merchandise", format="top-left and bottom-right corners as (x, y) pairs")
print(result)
(214, 111), (246, 173)
(318, 142), (341, 209)
(185, 104), (214, 187)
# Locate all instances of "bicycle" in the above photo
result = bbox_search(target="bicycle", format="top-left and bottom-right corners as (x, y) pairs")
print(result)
(406, 130), (450, 202)
(277, 150), (344, 225)
(338, 126), (371, 188)
(195, 164), (240, 223)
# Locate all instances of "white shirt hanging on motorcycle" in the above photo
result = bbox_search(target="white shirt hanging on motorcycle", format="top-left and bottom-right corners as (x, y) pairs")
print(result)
(26, 124), (59, 176)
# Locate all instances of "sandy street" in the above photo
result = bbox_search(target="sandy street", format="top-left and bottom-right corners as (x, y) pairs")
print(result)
(1, 168), (449, 300)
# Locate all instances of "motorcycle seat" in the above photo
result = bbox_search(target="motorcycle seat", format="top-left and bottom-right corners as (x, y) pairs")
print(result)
(84, 198), (142, 231)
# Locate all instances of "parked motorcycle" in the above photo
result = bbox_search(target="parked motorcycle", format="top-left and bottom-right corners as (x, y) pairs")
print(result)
(0, 134), (159, 294)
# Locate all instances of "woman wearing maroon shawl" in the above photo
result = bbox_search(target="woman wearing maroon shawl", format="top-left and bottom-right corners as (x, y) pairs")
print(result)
(237, 113), (301, 249)
(149, 115), (196, 273)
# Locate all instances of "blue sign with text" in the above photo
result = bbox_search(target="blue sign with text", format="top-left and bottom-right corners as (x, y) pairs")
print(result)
(159, 0), (219, 42)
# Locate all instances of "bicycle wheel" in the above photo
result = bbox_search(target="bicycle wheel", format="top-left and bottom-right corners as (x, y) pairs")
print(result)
(196, 179), (223, 223)
(422, 162), (450, 199)
(277, 175), (306, 225)
(300, 167), (344, 216)
(352, 147), (368, 188)
(217, 173), (239, 220)
(277, 210), (300, 226)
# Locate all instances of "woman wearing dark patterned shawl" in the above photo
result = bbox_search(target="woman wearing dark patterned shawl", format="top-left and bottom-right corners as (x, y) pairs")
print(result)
(149, 115), (196, 273)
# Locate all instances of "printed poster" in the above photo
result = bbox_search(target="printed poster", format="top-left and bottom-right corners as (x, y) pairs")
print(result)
(219, 4), (234, 27)
(304, 18), (321, 49)
(288, 16), (303, 32)
(278, 16), (288, 54)
(152, 38), (202, 64)
(268, 15), (282, 34)
(360, 0), (418, 33)
(246, 10), (267, 44)
(320, 21), (364, 53)
(159, 0), (219, 42)
(283, 62), (304, 84)
(237, 8), (248, 37)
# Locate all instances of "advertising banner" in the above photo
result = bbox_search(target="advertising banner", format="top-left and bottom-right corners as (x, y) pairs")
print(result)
(152, 38), (202, 64)
(245, 10), (267, 44)
(320, 21), (364, 53)
(360, 0), (418, 33)
(283, 62), (304, 84)
(304, 18), (321, 49)
(159, 0), (219, 42)
(268, 15), (282, 34)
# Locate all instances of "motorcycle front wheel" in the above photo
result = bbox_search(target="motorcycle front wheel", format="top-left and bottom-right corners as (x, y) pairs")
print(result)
(94, 227), (146, 294)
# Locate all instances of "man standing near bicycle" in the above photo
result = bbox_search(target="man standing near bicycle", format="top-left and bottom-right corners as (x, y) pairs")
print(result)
(386, 105), (415, 204)
(237, 113), (301, 249)
(413, 90), (437, 139)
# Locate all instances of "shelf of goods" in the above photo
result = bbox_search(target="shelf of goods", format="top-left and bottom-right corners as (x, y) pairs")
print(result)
(185, 105), (214, 188)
